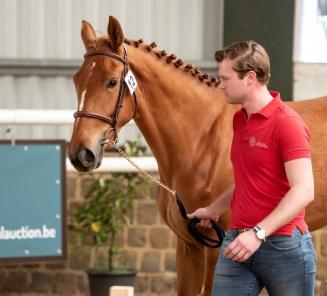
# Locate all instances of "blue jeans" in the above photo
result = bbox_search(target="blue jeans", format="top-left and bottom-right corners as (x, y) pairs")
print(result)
(212, 228), (316, 296)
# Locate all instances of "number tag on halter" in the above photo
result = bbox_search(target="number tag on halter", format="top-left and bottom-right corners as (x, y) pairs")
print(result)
(124, 70), (137, 95)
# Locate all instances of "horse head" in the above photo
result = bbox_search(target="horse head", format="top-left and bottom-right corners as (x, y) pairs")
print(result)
(69, 16), (136, 172)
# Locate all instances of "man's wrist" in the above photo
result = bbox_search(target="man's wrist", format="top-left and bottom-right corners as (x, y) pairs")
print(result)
(253, 225), (268, 241)
(206, 205), (220, 221)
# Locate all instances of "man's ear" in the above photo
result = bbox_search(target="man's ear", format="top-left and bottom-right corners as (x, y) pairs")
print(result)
(81, 20), (96, 50)
(107, 16), (124, 50)
(245, 70), (257, 85)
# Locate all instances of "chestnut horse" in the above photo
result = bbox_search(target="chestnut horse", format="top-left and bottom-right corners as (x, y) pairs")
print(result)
(69, 16), (327, 295)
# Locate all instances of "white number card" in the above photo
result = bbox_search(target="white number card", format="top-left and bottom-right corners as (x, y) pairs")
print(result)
(124, 70), (138, 95)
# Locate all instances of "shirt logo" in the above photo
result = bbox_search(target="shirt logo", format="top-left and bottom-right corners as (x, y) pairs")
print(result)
(249, 137), (268, 149)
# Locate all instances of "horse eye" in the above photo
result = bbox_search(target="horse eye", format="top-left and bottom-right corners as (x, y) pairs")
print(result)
(106, 79), (118, 89)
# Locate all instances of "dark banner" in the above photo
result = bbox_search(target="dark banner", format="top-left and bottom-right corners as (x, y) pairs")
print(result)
(223, 0), (295, 100)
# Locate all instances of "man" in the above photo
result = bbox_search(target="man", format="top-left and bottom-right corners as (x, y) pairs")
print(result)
(188, 41), (316, 296)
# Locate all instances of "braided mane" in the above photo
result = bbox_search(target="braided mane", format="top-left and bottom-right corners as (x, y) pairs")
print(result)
(124, 38), (219, 87)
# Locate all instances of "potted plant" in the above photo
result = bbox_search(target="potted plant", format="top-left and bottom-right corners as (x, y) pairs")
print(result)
(69, 138), (148, 296)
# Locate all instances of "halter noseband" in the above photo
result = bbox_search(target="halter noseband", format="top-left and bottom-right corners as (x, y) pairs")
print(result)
(73, 46), (136, 144)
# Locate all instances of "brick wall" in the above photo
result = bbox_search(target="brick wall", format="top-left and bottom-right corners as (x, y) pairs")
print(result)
(0, 172), (177, 296)
(70, 173), (178, 296)
(1, 172), (327, 295)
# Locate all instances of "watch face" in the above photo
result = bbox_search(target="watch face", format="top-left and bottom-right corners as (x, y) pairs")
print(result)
(257, 230), (266, 240)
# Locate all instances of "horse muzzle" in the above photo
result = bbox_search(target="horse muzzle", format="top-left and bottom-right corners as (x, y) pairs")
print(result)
(68, 145), (103, 172)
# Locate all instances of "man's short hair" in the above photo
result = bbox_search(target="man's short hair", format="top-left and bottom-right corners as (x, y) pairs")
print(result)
(215, 41), (271, 85)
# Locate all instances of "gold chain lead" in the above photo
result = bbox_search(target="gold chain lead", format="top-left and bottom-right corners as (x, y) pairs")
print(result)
(112, 141), (176, 197)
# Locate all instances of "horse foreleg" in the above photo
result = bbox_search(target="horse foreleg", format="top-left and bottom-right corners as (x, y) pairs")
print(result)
(200, 212), (229, 293)
(176, 238), (207, 296)
(202, 247), (219, 295)
(176, 212), (228, 295)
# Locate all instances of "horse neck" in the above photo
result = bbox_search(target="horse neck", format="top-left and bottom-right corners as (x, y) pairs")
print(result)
(127, 45), (228, 179)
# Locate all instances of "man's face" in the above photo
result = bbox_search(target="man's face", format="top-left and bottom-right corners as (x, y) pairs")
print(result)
(218, 59), (247, 104)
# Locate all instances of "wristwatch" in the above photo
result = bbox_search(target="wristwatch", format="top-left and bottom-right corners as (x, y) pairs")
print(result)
(253, 225), (267, 241)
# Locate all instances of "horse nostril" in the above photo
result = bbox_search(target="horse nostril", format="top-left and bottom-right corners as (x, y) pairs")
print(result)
(78, 148), (96, 168)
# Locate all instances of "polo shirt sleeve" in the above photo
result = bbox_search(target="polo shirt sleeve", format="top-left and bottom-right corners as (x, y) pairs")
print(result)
(277, 116), (311, 162)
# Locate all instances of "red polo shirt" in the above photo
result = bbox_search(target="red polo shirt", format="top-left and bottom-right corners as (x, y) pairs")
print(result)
(229, 91), (311, 235)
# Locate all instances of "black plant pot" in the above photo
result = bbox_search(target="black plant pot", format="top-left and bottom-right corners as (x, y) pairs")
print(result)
(87, 269), (136, 296)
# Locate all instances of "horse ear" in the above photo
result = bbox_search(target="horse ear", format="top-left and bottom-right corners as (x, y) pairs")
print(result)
(108, 16), (124, 50)
(81, 20), (96, 49)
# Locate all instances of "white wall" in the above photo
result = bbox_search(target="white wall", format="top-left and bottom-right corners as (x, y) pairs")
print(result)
(294, 0), (327, 62)
(293, 0), (327, 100)
(0, 0), (223, 61)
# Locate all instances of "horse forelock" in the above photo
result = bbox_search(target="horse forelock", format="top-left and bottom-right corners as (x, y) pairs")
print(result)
(91, 35), (125, 55)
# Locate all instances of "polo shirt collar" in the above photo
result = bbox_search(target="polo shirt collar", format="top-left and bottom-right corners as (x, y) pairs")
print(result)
(241, 91), (282, 119)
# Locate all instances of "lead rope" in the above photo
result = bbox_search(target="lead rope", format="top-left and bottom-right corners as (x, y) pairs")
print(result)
(111, 140), (225, 248)
(112, 140), (177, 197)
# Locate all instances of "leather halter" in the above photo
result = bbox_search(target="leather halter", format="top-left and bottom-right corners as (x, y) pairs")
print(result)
(73, 46), (136, 142)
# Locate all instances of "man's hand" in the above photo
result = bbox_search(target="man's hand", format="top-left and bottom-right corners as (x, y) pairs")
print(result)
(187, 207), (218, 229)
(186, 184), (234, 230)
(224, 230), (262, 262)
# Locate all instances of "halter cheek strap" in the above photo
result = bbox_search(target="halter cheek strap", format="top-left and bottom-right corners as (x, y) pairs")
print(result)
(74, 45), (136, 142)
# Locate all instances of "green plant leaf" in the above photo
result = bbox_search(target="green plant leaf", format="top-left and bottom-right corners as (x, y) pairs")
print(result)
(69, 137), (150, 270)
